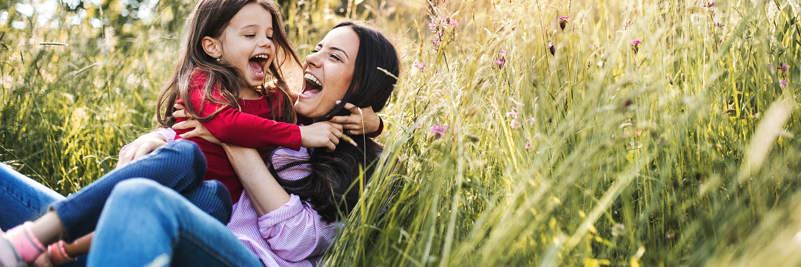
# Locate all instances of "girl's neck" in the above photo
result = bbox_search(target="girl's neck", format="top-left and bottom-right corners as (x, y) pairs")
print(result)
(238, 87), (262, 100)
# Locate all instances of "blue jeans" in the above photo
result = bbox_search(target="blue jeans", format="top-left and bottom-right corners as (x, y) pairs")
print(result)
(49, 140), (232, 242)
(0, 141), (232, 264)
(88, 179), (262, 267)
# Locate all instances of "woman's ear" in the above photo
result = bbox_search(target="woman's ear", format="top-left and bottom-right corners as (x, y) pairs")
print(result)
(201, 36), (223, 59)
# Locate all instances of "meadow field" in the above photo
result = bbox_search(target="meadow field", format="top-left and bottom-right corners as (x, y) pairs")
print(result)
(1, 0), (800, 265)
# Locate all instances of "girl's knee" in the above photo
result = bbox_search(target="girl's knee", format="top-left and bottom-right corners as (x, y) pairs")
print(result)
(170, 140), (206, 178)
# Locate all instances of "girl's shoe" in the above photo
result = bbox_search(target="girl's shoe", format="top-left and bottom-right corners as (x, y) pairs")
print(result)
(0, 229), (23, 267)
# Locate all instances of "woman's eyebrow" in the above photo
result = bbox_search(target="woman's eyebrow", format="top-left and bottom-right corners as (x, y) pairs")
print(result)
(329, 46), (350, 59)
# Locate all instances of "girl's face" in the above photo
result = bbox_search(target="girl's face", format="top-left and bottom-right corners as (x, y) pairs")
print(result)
(294, 26), (359, 118)
(213, 3), (276, 88)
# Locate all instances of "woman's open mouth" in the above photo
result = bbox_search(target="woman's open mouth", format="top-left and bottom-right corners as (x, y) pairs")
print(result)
(248, 54), (270, 81)
(301, 72), (322, 99)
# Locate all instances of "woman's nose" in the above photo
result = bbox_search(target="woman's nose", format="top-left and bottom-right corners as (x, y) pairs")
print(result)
(305, 52), (321, 68)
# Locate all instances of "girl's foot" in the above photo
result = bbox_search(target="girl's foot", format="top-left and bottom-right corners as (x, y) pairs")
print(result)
(0, 229), (23, 267)
(2, 223), (46, 265)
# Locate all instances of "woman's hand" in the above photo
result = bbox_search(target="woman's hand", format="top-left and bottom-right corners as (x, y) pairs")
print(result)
(117, 131), (168, 169)
(329, 102), (381, 135)
(171, 104), (222, 145)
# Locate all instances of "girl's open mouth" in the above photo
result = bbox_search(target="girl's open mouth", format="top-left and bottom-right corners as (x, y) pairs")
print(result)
(248, 54), (270, 80)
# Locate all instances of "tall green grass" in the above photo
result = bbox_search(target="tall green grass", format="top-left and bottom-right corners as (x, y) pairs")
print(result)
(1, 0), (800, 265)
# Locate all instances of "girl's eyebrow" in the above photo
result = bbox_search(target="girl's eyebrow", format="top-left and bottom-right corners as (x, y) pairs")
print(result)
(240, 24), (272, 30)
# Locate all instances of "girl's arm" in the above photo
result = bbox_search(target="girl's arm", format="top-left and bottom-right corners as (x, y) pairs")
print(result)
(176, 90), (342, 150)
(116, 128), (173, 168)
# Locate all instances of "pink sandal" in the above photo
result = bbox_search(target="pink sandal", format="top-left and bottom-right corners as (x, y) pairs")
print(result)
(0, 229), (24, 267)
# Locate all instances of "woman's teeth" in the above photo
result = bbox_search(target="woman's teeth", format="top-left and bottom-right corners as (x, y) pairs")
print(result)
(304, 73), (322, 88)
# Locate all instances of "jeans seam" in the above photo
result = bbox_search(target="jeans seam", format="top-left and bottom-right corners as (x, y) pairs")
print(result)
(177, 228), (240, 267)
(0, 182), (42, 216)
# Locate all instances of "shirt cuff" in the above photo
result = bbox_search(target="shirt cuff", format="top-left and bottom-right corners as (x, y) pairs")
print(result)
(155, 128), (177, 141)
(366, 117), (384, 138)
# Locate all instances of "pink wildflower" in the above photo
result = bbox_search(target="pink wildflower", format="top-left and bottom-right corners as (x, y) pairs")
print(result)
(780, 79), (788, 88)
(547, 41), (555, 56)
(430, 124), (448, 138)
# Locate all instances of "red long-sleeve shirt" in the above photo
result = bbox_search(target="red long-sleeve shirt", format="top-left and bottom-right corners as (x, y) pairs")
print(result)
(174, 69), (301, 201)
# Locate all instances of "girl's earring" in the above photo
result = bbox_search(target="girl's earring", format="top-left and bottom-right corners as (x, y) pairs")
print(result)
(216, 57), (222, 63)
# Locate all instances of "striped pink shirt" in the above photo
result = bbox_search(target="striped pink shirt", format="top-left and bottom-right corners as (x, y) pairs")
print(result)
(225, 147), (337, 266)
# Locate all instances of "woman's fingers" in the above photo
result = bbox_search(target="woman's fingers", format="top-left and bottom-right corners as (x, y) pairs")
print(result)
(116, 146), (135, 168)
(343, 103), (362, 115)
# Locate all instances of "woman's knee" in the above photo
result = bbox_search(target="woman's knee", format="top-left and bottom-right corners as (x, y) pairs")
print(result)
(108, 178), (169, 205)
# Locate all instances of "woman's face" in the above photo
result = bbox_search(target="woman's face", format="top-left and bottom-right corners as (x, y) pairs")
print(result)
(294, 26), (359, 118)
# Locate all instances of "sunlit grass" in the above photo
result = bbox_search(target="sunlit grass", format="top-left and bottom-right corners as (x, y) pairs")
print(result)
(1, 0), (800, 266)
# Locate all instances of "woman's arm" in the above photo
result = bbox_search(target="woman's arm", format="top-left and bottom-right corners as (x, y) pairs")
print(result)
(116, 129), (172, 168)
(223, 145), (334, 262)
(222, 145), (289, 215)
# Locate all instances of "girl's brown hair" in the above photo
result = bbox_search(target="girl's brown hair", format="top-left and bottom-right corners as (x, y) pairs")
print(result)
(156, 0), (299, 126)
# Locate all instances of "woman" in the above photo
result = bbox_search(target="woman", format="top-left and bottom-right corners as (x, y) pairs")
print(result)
(88, 21), (399, 266)
(2, 21), (398, 266)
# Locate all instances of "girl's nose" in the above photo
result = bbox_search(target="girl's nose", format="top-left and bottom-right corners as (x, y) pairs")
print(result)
(257, 36), (272, 48)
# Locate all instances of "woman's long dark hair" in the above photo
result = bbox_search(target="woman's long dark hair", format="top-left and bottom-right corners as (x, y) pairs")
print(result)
(156, 0), (298, 127)
(273, 22), (400, 223)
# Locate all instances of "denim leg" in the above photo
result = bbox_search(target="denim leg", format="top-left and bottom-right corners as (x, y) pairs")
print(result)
(52, 140), (207, 242)
(88, 179), (262, 267)
(0, 163), (65, 230)
(182, 180), (233, 224)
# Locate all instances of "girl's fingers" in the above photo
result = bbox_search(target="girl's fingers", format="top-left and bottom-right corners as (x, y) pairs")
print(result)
(172, 109), (188, 118)
(181, 128), (201, 139)
(173, 103), (185, 110)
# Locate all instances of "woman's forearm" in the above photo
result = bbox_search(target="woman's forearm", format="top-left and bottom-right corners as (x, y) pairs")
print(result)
(222, 144), (290, 216)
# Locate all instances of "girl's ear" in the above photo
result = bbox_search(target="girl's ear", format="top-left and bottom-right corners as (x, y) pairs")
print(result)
(201, 36), (223, 59)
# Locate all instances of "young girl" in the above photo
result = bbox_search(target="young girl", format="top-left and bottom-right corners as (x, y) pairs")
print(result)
(0, 1), (379, 265)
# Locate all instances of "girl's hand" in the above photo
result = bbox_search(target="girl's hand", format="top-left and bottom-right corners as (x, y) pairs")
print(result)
(172, 104), (222, 145)
(299, 122), (343, 151)
(329, 102), (381, 135)
(117, 131), (168, 169)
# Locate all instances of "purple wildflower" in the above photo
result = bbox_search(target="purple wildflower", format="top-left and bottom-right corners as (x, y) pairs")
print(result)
(446, 17), (458, 27)
(631, 39), (642, 54)
(495, 57), (506, 69)
(414, 62), (425, 71)
(780, 79), (789, 88)
(559, 16), (569, 30)
(779, 63), (790, 73)
(703, 1), (716, 8)
(430, 124), (448, 138)
(547, 41), (555, 56)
